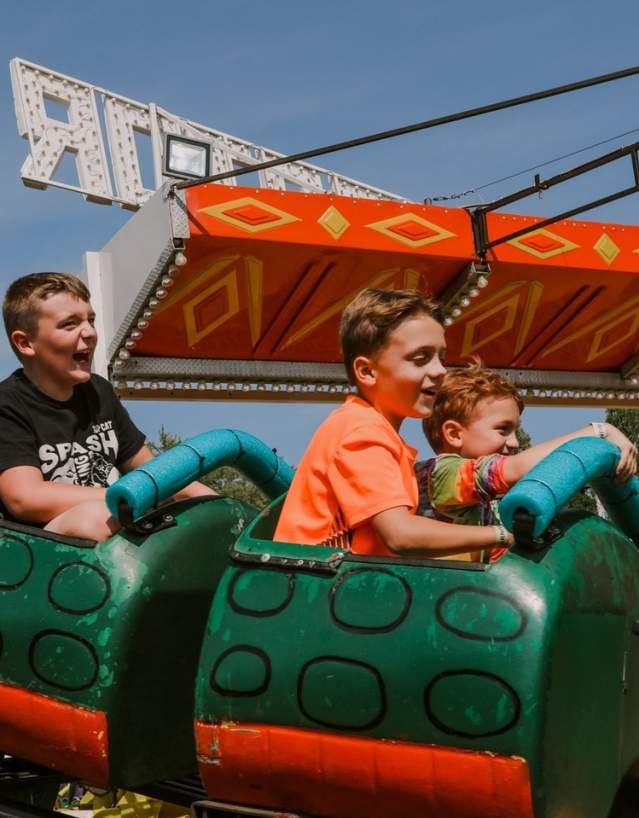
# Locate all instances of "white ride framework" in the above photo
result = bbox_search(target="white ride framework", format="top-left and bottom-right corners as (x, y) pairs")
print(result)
(10, 58), (404, 211)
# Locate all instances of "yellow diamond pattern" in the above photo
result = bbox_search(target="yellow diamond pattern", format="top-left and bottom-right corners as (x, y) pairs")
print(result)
(587, 309), (639, 362)
(365, 213), (455, 248)
(198, 197), (300, 234)
(183, 270), (240, 346)
(462, 296), (520, 356)
(318, 206), (350, 240)
(507, 228), (579, 259)
(593, 233), (620, 265)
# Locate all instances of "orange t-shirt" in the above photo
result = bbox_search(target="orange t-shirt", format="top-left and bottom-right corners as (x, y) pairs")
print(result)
(274, 396), (418, 557)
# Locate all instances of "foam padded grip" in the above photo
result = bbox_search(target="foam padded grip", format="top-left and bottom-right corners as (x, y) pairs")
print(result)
(106, 429), (294, 522)
(591, 473), (639, 545)
(499, 437), (619, 538)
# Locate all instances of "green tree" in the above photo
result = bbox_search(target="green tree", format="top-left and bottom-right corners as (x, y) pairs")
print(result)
(148, 426), (268, 509)
(606, 408), (639, 448)
(516, 425), (531, 451)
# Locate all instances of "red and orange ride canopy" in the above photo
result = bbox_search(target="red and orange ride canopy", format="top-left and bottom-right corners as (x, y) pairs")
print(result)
(117, 183), (639, 406)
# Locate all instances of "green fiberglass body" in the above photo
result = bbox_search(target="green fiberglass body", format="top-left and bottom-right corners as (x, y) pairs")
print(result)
(0, 430), (291, 788)
(1, 433), (639, 818)
(0, 496), (254, 788)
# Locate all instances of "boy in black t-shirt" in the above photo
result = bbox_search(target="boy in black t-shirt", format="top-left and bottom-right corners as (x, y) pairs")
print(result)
(0, 273), (214, 540)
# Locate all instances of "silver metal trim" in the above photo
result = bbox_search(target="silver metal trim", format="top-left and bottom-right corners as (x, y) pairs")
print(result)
(107, 240), (176, 359)
(112, 359), (639, 406)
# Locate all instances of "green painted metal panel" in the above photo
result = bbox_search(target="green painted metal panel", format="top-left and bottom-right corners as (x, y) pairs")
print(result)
(0, 495), (256, 787)
(196, 502), (639, 818)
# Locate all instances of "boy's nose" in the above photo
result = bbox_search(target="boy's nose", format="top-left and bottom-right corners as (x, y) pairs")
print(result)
(428, 358), (447, 381)
(505, 431), (519, 451)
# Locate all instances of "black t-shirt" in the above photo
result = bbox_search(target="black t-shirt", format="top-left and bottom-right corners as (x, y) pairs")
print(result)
(0, 369), (146, 521)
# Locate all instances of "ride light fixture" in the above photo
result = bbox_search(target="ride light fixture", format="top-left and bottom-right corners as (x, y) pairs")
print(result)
(163, 134), (211, 180)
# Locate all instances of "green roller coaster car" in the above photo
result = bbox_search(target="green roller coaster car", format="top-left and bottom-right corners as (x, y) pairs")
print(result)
(192, 438), (639, 818)
(0, 431), (638, 818)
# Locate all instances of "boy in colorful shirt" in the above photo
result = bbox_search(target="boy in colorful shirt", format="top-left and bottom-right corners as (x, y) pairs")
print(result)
(275, 289), (515, 559)
(417, 364), (637, 559)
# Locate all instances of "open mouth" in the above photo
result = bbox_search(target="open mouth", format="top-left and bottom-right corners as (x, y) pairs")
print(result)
(72, 350), (92, 365)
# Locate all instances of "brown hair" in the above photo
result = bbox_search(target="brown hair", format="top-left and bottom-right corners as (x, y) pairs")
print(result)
(423, 362), (524, 452)
(339, 288), (440, 384)
(3, 273), (91, 356)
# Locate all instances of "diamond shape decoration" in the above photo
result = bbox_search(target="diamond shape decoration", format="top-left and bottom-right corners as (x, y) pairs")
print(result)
(198, 197), (300, 234)
(508, 228), (579, 259)
(461, 297), (520, 356)
(318, 205), (350, 240)
(593, 233), (620, 265)
(226, 204), (281, 226)
(366, 213), (455, 248)
(183, 270), (240, 346)
(587, 308), (639, 362)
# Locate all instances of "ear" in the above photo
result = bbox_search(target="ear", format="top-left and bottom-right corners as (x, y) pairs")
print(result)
(352, 354), (376, 388)
(11, 329), (35, 359)
(441, 419), (465, 451)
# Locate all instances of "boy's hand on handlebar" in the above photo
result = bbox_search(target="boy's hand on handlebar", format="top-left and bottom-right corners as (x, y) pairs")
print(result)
(491, 524), (514, 549)
(605, 424), (638, 481)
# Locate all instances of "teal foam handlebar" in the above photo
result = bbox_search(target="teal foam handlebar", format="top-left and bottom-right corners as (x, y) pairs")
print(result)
(499, 437), (639, 543)
(106, 429), (294, 522)
(591, 472), (639, 545)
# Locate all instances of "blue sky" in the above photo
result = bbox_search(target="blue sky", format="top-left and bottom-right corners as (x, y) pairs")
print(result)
(2, 0), (639, 463)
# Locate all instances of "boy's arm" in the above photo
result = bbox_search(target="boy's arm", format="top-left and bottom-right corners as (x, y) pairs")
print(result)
(121, 445), (217, 498)
(424, 454), (506, 512)
(0, 399), (107, 525)
(0, 445), (216, 526)
(502, 423), (637, 486)
(371, 505), (512, 557)
(0, 466), (106, 525)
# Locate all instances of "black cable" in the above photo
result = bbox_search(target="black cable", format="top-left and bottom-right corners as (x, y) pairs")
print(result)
(176, 63), (639, 190)
(428, 125), (639, 202)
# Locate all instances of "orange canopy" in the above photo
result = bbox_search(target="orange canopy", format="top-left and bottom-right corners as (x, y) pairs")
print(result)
(110, 183), (639, 405)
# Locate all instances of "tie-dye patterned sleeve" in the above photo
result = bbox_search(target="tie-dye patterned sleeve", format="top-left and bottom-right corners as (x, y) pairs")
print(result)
(428, 453), (509, 514)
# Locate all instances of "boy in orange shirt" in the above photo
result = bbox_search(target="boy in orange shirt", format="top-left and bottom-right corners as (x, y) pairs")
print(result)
(275, 288), (512, 558)
(417, 364), (636, 558)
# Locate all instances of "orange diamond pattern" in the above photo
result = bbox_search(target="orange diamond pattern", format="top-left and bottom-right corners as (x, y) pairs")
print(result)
(366, 213), (455, 248)
(508, 228), (579, 259)
(587, 309), (639, 362)
(183, 270), (240, 346)
(198, 197), (300, 234)
(225, 204), (282, 226)
(461, 297), (520, 356)
(388, 220), (438, 241)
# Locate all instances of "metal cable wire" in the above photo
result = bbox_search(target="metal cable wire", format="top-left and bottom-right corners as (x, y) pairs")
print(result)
(175, 63), (639, 190)
(427, 125), (639, 202)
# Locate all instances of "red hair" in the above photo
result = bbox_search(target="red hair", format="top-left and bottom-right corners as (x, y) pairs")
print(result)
(423, 362), (524, 452)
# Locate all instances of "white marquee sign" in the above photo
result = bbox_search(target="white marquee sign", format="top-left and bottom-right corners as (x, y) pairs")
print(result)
(10, 58), (403, 210)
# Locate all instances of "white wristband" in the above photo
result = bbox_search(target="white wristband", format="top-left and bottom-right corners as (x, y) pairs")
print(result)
(493, 525), (508, 546)
(590, 421), (608, 439)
